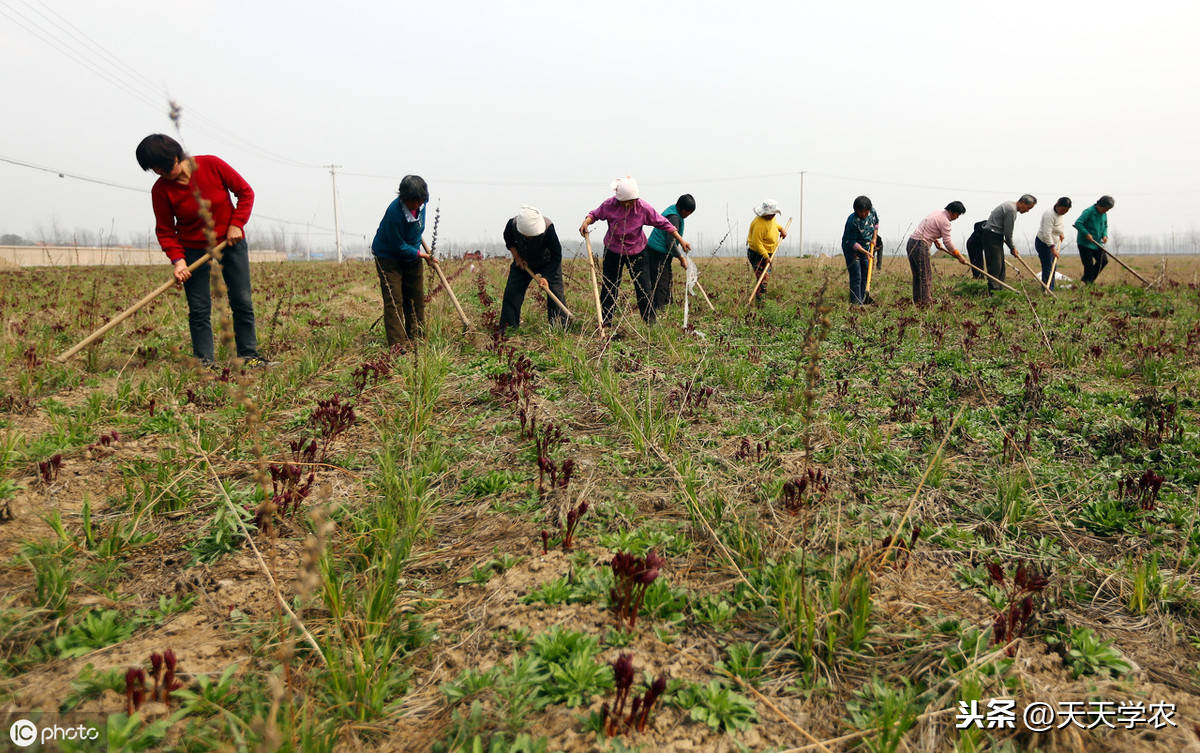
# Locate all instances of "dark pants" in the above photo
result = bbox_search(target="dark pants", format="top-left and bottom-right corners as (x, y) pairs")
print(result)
(1079, 245), (1108, 283)
(966, 223), (985, 279)
(746, 248), (770, 301)
(1034, 237), (1057, 290)
(182, 239), (259, 363)
(499, 259), (567, 332)
(906, 238), (932, 305)
(842, 247), (869, 305)
(981, 230), (1007, 292)
(375, 255), (425, 346)
(646, 251), (674, 311)
(601, 249), (654, 325)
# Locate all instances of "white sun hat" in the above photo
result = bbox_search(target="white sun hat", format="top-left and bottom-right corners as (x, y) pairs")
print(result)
(515, 205), (547, 236)
(754, 199), (781, 217)
(611, 175), (639, 201)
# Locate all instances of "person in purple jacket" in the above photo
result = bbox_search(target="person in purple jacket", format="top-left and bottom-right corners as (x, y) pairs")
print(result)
(579, 176), (691, 326)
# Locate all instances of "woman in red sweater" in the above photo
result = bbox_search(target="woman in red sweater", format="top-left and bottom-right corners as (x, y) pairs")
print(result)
(135, 134), (263, 366)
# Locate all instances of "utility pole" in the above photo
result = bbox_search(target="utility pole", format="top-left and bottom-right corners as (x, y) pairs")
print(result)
(797, 170), (806, 257)
(325, 164), (343, 263)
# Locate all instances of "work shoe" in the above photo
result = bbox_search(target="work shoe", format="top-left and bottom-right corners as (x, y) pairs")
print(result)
(241, 356), (274, 369)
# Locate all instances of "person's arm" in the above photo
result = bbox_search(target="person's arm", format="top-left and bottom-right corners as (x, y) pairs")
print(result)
(749, 223), (770, 260)
(664, 213), (683, 258)
(841, 216), (857, 253)
(211, 156), (254, 242)
(403, 208), (429, 260)
(151, 185), (186, 264)
(534, 224), (561, 284)
(544, 222), (562, 258)
(1073, 210), (1096, 245)
(1004, 209), (1018, 254)
(503, 221), (524, 266)
(939, 217), (965, 262)
(580, 200), (610, 236)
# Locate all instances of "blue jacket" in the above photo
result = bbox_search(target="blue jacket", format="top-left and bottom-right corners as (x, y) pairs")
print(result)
(841, 209), (878, 255)
(371, 199), (425, 261)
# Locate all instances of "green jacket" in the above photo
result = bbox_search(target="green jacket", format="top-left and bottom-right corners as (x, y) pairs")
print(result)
(646, 205), (683, 257)
(1073, 205), (1107, 250)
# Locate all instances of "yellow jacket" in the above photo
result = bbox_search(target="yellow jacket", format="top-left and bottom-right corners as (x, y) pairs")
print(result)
(747, 216), (783, 260)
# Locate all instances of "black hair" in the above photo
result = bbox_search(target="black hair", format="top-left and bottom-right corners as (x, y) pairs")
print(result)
(1096, 195), (1115, 209)
(852, 195), (872, 212)
(676, 194), (696, 213)
(945, 201), (966, 214)
(398, 175), (429, 204)
(1055, 196), (1072, 209)
(135, 134), (185, 172)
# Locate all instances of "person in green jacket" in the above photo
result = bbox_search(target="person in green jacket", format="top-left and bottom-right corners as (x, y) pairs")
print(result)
(645, 194), (694, 313)
(1073, 195), (1114, 284)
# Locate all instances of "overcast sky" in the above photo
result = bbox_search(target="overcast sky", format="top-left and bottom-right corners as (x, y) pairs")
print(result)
(2, 0), (1197, 256)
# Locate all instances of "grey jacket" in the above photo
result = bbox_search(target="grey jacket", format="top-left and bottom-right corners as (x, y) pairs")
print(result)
(984, 202), (1018, 250)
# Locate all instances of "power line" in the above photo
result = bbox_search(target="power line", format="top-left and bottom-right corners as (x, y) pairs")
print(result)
(337, 169), (805, 187)
(0, 154), (146, 192)
(0, 154), (349, 234)
(1, 1), (323, 170)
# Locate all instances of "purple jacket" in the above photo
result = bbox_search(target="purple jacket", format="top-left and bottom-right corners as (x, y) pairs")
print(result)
(588, 197), (676, 255)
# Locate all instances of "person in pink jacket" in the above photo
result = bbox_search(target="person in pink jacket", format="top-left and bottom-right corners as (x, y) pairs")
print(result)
(579, 176), (690, 326)
(907, 201), (968, 305)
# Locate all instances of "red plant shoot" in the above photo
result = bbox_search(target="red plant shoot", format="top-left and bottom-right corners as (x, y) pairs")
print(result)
(988, 561), (1051, 655)
(609, 550), (664, 628)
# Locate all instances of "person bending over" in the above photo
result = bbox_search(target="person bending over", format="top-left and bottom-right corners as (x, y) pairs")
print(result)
(135, 133), (264, 367)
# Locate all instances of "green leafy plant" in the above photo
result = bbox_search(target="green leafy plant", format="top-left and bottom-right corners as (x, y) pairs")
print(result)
(714, 642), (765, 687)
(1049, 627), (1133, 678)
(60, 663), (124, 712)
(846, 677), (927, 753)
(544, 648), (613, 707)
(442, 666), (500, 704)
(692, 594), (737, 629)
(673, 680), (757, 732)
(54, 609), (140, 658)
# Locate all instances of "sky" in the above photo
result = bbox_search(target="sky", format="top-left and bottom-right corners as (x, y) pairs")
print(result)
(1, 0), (1198, 257)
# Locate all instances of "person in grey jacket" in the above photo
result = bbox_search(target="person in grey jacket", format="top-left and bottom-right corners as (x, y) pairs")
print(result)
(980, 194), (1037, 292)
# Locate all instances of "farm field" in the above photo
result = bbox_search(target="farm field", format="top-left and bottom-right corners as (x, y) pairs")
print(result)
(1, 251), (1199, 753)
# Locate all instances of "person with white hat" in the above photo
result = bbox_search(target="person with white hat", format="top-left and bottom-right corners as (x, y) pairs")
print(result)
(500, 205), (566, 333)
(746, 199), (788, 303)
(579, 176), (691, 326)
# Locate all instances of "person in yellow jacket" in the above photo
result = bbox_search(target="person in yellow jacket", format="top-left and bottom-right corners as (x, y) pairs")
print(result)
(747, 199), (788, 303)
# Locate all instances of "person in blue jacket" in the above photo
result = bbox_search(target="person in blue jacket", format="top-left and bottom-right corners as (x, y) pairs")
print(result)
(840, 195), (878, 305)
(371, 175), (432, 346)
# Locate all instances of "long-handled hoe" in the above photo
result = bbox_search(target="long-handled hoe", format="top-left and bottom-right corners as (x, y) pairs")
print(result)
(1095, 242), (1153, 287)
(515, 258), (573, 319)
(1012, 253), (1055, 296)
(421, 239), (471, 328)
(956, 256), (1019, 293)
(863, 232), (877, 296)
(57, 240), (229, 362)
(582, 232), (606, 336)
